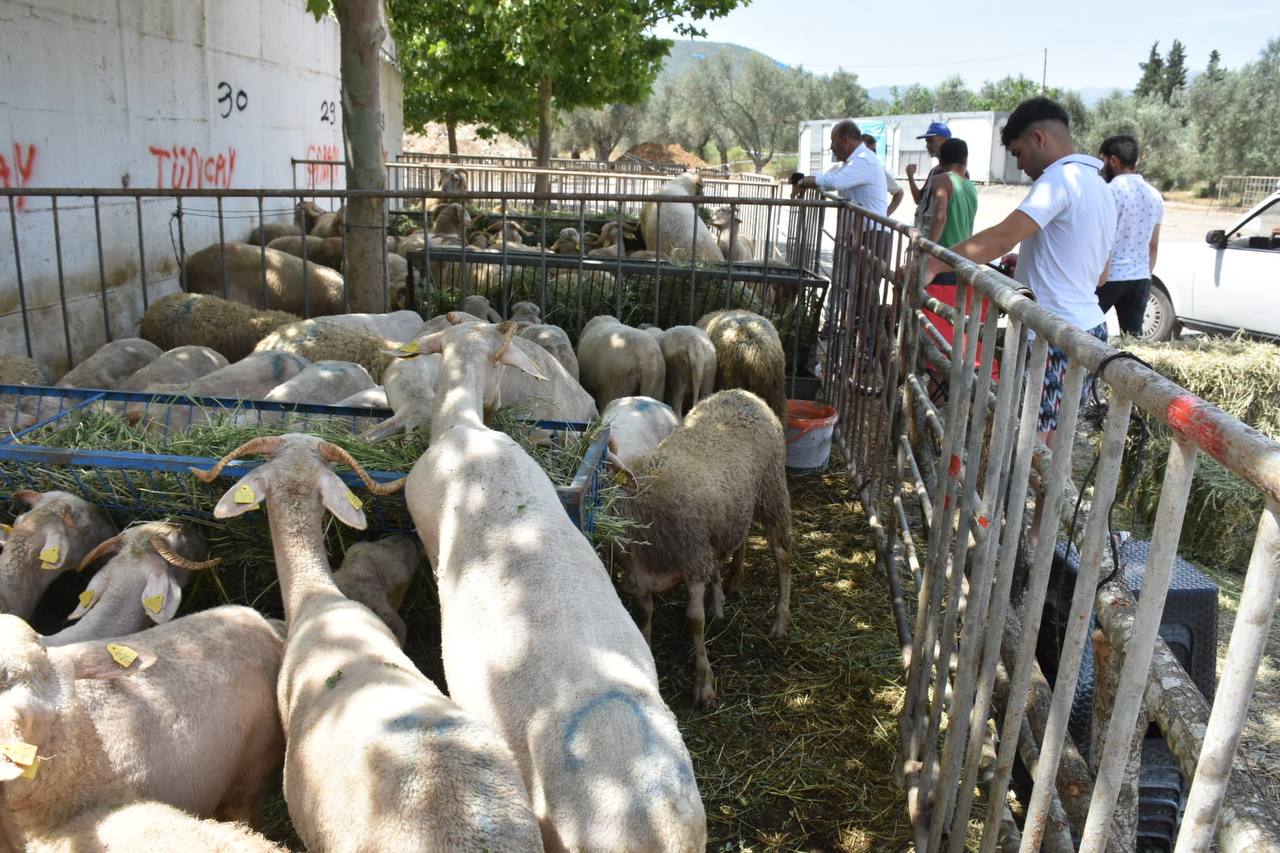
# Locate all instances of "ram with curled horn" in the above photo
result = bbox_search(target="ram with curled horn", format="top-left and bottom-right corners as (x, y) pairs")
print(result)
(43, 520), (221, 646)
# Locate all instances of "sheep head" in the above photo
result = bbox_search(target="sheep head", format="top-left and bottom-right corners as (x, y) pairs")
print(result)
(437, 168), (469, 195)
(509, 301), (541, 325)
(484, 220), (532, 244)
(70, 522), (219, 625)
(551, 227), (582, 254)
(430, 203), (471, 238)
(0, 492), (117, 617)
(190, 435), (405, 531)
(710, 207), (741, 231)
(597, 221), (637, 247)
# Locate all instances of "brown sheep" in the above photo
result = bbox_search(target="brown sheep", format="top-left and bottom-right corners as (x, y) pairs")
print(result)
(697, 308), (788, 421)
(140, 293), (300, 362)
(619, 389), (792, 709)
(182, 242), (347, 316)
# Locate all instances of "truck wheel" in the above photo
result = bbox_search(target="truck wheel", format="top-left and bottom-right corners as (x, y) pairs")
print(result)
(1142, 279), (1178, 342)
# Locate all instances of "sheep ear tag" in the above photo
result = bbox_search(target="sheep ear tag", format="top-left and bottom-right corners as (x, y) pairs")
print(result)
(141, 567), (183, 623)
(0, 742), (36, 768)
(212, 469), (270, 519)
(496, 341), (547, 382)
(39, 545), (61, 569)
(398, 341), (421, 358)
(108, 643), (139, 668)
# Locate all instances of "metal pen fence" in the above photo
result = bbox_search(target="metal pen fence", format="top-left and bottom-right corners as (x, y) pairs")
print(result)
(395, 151), (684, 174)
(1, 185), (827, 384)
(820, 192), (1280, 850)
(1214, 175), (1280, 209)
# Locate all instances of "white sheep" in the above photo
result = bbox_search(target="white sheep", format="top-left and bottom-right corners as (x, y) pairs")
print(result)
(117, 345), (229, 392)
(518, 323), (580, 380)
(585, 222), (637, 259)
(638, 172), (724, 262)
(335, 386), (389, 409)
(333, 534), (421, 646)
(619, 389), (793, 709)
(126, 351), (312, 431)
(193, 435), (543, 851)
(601, 396), (678, 469)
(316, 310), (424, 343)
(182, 242), (348, 316)
(652, 325), (716, 419)
(264, 360), (376, 406)
(0, 490), (117, 619)
(411, 310), (486, 339)
(509, 302), (542, 328)
(0, 606), (286, 845)
(461, 294), (504, 323)
(550, 228), (582, 254)
(576, 315), (666, 411)
(308, 204), (345, 238)
(709, 207), (755, 262)
(42, 521), (220, 646)
(252, 319), (396, 384)
(54, 338), (163, 389)
(405, 321), (706, 851)
(31, 799), (286, 852)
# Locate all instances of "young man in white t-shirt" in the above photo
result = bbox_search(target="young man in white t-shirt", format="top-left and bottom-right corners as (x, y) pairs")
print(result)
(1097, 134), (1164, 335)
(925, 96), (1116, 441)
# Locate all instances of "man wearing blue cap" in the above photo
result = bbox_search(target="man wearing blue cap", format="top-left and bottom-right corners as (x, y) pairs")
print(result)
(906, 121), (952, 214)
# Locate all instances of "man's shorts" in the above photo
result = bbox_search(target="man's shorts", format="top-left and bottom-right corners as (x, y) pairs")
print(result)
(1038, 322), (1108, 433)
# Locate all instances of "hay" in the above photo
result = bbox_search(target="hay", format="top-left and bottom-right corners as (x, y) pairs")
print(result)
(1117, 334), (1280, 572)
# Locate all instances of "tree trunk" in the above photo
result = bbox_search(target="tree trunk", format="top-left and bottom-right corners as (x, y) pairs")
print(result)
(716, 141), (729, 166)
(534, 77), (554, 201)
(333, 0), (386, 314)
(593, 134), (613, 163)
(446, 119), (458, 156)
(695, 132), (712, 161)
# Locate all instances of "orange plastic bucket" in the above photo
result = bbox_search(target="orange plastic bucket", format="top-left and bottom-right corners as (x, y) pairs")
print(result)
(785, 400), (838, 473)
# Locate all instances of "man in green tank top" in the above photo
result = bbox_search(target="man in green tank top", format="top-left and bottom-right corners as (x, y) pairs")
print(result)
(928, 138), (978, 249)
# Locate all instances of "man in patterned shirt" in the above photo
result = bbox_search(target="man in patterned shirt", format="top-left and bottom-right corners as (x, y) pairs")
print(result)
(1096, 134), (1164, 335)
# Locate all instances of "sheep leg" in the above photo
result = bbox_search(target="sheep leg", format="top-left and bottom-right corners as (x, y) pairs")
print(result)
(687, 579), (715, 709)
(768, 528), (793, 640)
(723, 544), (747, 596)
(636, 591), (655, 646)
(709, 568), (725, 622)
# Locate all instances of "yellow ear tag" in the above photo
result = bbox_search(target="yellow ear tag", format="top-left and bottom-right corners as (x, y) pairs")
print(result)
(20, 756), (40, 780)
(399, 340), (420, 355)
(107, 643), (139, 668)
(233, 485), (256, 505)
(346, 492), (363, 511)
(39, 545), (60, 567)
(143, 593), (164, 614)
(0, 742), (37, 767)
(0, 523), (12, 534)
(614, 470), (629, 485)
(78, 589), (96, 609)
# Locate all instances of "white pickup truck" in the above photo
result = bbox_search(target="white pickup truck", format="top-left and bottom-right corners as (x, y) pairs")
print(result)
(1144, 190), (1280, 341)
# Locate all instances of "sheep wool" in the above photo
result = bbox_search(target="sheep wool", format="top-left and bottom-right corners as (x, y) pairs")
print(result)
(140, 292), (301, 362)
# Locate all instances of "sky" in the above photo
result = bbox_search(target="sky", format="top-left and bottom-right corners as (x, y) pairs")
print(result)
(658, 0), (1278, 92)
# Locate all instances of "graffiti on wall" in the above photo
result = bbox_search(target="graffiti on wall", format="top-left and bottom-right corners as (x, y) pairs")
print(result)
(216, 82), (249, 118)
(304, 143), (342, 188)
(148, 145), (238, 189)
(0, 143), (38, 210)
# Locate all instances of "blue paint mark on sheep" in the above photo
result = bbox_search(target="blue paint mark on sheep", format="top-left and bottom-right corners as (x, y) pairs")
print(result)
(384, 713), (463, 738)
(563, 690), (655, 770)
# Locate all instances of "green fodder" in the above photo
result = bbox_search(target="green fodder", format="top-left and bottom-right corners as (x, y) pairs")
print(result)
(1117, 334), (1280, 572)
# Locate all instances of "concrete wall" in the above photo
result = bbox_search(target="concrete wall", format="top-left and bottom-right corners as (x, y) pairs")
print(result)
(0, 0), (403, 377)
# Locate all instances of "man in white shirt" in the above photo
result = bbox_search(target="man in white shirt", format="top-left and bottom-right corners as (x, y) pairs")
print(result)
(1097, 134), (1163, 335)
(926, 96), (1117, 440)
(789, 120), (889, 218)
(861, 134), (905, 217)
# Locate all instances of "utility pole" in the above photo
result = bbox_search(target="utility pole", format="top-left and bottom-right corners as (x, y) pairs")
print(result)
(1041, 48), (1048, 93)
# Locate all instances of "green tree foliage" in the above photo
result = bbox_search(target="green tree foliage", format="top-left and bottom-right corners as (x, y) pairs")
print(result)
(933, 75), (976, 111)
(889, 84), (936, 114)
(1135, 41), (1165, 98)
(1083, 91), (1193, 190)
(701, 53), (808, 171)
(1161, 39), (1188, 103)
(974, 75), (1059, 111)
(1188, 38), (1280, 179)
(387, 0), (536, 153)
(1205, 49), (1224, 83)
(814, 69), (873, 118)
(558, 104), (646, 161)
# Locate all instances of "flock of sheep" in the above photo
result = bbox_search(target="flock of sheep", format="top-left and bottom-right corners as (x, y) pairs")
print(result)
(0, 231), (799, 850)
(173, 169), (774, 320)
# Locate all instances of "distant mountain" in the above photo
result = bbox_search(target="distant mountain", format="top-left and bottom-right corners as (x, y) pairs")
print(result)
(657, 40), (780, 85)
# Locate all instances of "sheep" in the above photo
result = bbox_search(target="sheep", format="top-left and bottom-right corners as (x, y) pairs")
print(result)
(366, 325), (596, 440)
(426, 202), (471, 245)
(26, 800), (285, 852)
(618, 389), (792, 708)
(0, 491), (116, 619)
(193, 435), (543, 851)
(461, 294), (504, 323)
(264, 360), (376, 405)
(576, 315), (666, 410)
(43, 521), (220, 646)
(405, 321), (705, 851)
(267, 235), (344, 269)
(182, 242), (347, 316)
(308, 204), (345, 238)
(316, 310), (424, 342)
(252, 319), (396, 383)
(509, 301), (542, 328)
(485, 220), (538, 250)
(601, 396), (678, 469)
(638, 172), (724, 262)
(519, 324), (579, 380)
(243, 200), (320, 246)
(0, 606), (286, 846)
(550, 227), (582, 254)
(424, 167), (469, 216)
(115, 346), (228, 392)
(586, 222), (637, 259)
(709, 208), (755, 262)
(0, 356), (48, 386)
(335, 386), (389, 409)
(652, 325), (717, 419)
(411, 310), (485, 338)
(296, 200), (325, 233)
(56, 338), (162, 389)
(697, 308), (788, 422)
(332, 534), (421, 646)
(139, 293), (300, 362)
